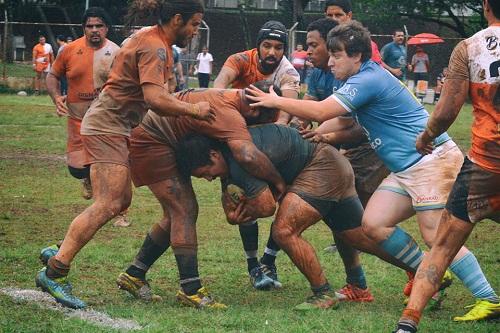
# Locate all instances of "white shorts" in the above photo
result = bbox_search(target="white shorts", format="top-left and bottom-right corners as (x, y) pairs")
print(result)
(377, 141), (464, 211)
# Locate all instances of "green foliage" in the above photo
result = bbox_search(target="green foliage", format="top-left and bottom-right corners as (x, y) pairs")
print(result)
(355, 0), (484, 37)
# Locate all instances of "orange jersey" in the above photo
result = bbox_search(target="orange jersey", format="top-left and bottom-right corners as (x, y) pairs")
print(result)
(222, 48), (300, 92)
(81, 25), (173, 137)
(33, 43), (53, 72)
(51, 37), (120, 119)
(447, 25), (500, 173)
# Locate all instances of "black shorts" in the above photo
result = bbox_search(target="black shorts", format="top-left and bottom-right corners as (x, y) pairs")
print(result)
(446, 157), (500, 223)
(298, 193), (363, 232)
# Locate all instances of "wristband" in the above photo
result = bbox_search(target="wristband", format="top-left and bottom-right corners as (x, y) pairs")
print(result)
(190, 104), (200, 117)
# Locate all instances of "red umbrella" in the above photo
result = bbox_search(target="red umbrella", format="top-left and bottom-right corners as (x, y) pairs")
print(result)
(407, 33), (444, 46)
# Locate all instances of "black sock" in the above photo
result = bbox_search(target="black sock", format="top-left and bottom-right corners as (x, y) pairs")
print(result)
(261, 228), (280, 267)
(174, 252), (201, 296)
(239, 222), (259, 273)
(129, 224), (170, 279)
(311, 282), (331, 295)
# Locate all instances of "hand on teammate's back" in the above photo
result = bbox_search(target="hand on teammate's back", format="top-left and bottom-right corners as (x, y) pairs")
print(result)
(54, 95), (69, 117)
(415, 131), (435, 155)
(192, 101), (216, 122)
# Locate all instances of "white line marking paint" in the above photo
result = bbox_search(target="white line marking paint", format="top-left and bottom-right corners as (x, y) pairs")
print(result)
(0, 287), (142, 331)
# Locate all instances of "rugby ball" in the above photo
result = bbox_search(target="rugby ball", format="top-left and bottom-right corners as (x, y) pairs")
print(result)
(17, 90), (28, 96)
(226, 184), (244, 204)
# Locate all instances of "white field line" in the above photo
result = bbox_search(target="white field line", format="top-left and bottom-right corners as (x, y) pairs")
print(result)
(0, 287), (142, 331)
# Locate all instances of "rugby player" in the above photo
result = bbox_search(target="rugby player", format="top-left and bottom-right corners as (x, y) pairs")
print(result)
(213, 20), (301, 289)
(247, 20), (498, 316)
(395, 0), (500, 331)
(176, 124), (415, 310)
(35, 0), (215, 309)
(116, 83), (286, 308)
(298, 17), (385, 302)
(45, 7), (131, 227)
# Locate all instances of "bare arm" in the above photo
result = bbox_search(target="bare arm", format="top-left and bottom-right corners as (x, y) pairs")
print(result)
(246, 85), (348, 123)
(142, 83), (215, 121)
(227, 140), (286, 199)
(213, 66), (238, 88)
(46, 72), (69, 116)
(416, 78), (468, 154)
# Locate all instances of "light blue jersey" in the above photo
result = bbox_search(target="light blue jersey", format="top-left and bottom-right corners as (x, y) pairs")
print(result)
(306, 68), (344, 101)
(331, 60), (450, 173)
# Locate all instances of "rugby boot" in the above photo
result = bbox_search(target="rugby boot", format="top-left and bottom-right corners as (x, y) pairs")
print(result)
(403, 271), (415, 297)
(404, 270), (453, 304)
(35, 268), (85, 309)
(176, 287), (227, 309)
(116, 272), (161, 302)
(81, 178), (92, 200)
(392, 321), (418, 333)
(113, 210), (131, 228)
(39, 244), (59, 266)
(453, 299), (500, 322)
(261, 264), (282, 289)
(294, 293), (340, 311)
(335, 284), (374, 302)
(249, 266), (274, 290)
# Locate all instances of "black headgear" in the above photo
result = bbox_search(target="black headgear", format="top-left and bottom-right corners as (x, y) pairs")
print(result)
(256, 21), (288, 48)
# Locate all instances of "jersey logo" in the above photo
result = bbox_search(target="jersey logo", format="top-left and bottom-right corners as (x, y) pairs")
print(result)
(157, 48), (166, 62)
(486, 36), (498, 51)
(489, 60), (500, 78)
(105, 50), (111, 56)
(77, 49), (83, 55)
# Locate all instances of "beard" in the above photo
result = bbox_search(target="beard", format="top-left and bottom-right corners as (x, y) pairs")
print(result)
(259, 56), (280, 74)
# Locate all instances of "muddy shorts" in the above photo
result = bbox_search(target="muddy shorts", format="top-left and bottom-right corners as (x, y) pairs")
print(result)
(288, 143), (361, 232)
(378, 140), (464, 211)
(129, 126), (180, 187)
(82, 134), (130, 168)
(343, 142), (390, 196)
(66, 117), (86, 169)
(446, 157), (500, 223)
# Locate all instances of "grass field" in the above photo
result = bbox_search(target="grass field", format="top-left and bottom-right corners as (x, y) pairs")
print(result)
(0, 95), (498, 333)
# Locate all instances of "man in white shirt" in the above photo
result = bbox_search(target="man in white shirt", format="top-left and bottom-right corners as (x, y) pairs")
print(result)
(196, 45), (213, 87)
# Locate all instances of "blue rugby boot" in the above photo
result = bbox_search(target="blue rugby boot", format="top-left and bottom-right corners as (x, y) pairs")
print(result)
(35, 268), (86, 309)
(249, 266), (274, 290)
(39, 244), (59, 266)
(261, 264), (282, 289)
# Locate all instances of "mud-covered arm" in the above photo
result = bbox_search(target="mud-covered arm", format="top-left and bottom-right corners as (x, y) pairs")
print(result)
(222, 186), (276, 225)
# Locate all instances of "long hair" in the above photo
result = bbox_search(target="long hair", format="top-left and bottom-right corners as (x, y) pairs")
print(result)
(125, 0), (204, 28)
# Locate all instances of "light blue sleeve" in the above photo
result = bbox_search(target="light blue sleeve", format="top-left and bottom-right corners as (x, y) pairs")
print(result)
(330, 70), (380, 113)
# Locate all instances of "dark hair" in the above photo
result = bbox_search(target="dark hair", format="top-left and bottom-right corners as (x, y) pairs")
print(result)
(175, 134), (223, 178)
(393, 29), (404, 35)
(489, 0), (500, 18)
(324, 0), (352, 13)
(327, 20), (372, 62)
(256, 20), (288, 48)
(245, 80), (282, 125)
(82, 7), (112, 27)
(56, 35), (66, 42)
(126, 0), (204, 28)
(307, 18), (340, 41)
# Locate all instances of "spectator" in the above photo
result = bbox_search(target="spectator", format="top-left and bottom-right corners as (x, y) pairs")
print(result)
(55, 35), (68, 95)
(196, 45), (213, 88)
(290, 43), (309, 84)
(434, 67), (448, 101)
(381, 29), (407, 81)
(66, 36), (73, 43)
(172, 45), (185, 91)
(411, 46), (430, 83)
(32, 35), (54, 95)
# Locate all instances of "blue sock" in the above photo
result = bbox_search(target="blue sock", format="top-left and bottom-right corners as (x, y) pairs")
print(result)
(346, 265), (367, 289)
(450, 251), (499, 303)
(379, 226), (424, 271)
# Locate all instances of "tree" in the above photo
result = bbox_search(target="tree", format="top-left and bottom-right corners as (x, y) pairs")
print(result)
(280, 0), (311, 28)
(356, 0), (484, 38)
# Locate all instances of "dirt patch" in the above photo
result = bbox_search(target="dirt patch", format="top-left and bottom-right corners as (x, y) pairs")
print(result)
(0, 151), (65, 162)
(0, 287), (143, 331)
